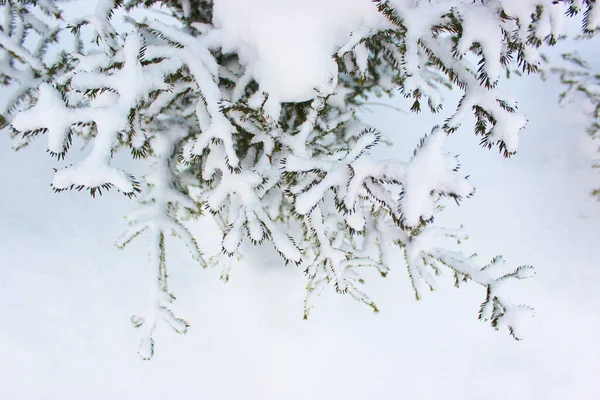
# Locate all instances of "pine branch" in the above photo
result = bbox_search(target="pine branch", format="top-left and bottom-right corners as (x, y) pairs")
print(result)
(5, 0), (596, 357)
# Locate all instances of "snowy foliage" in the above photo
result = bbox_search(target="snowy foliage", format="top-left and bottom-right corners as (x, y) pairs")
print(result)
(1, 0), (598, 358)
(551, 45), (600, 197)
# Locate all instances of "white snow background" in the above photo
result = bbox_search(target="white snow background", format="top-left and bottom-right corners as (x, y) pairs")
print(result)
(1, 4), (600, 400)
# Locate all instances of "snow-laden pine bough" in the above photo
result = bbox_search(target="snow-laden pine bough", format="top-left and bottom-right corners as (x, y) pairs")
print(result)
(1, 0), (597, 359)
(550, 49), (600, 197)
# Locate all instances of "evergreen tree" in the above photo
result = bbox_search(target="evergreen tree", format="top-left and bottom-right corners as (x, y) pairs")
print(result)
(1, 0), (597, 359)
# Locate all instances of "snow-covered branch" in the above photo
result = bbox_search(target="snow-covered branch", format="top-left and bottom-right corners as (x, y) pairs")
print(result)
(117, 126), (205, 359)
(3, 0), (597, 357)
